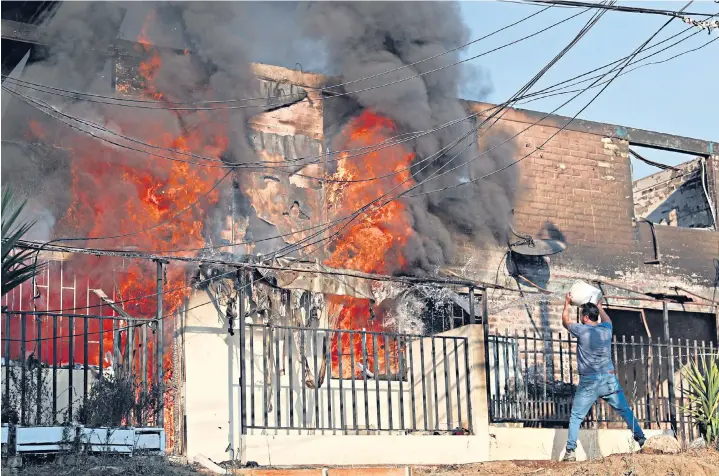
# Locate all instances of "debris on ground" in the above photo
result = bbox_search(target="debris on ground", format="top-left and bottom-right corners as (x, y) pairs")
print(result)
(412, 449), (719, 476)
(689, 438), (708, 450)
(640, 434), (682, 455)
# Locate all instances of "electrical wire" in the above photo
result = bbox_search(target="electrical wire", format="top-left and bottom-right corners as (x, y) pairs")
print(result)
(6, 267), (240, 315)
(1, 4), (710, 347)
(281, 1), (698, 260)
(4, 82), (509, 172)
(5, 0), (703, 259)
(0, 6), (634, 336)
(4, 85), (525, 188)
(6, 2), (609, 262)
(2, 269), (261, 343)
(2, 1), (704, 268)
(0, 2), (688, 338)
(1, 5), (587, 114)
(0, 6), (591, 181)
(7, 7), (709, 177)
(520, 33), (718, 105)
(0, 4), (556, 108)
(404, 2), (694, 198)
(522, 0), (711, 18)
(517, 18), (713, 102)
(267, 4), (613, 260)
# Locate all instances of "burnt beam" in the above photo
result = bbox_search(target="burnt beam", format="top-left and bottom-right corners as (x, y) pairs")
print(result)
(466, 100), (717, 157)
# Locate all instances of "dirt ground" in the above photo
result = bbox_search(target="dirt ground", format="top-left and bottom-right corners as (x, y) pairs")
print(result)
(6, 450), (719, 476)
(413, 449), (719, 476)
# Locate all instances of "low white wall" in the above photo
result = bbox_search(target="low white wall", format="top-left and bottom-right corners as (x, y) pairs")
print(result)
(182, 294), (489, 464)
(242, 434), (489, 466)
(488, 426), (667, 461)
(183, 295), (661, 466)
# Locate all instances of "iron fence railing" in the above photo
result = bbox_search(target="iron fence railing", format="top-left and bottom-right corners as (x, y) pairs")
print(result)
(239, 323), (473, 435)
(487, 330), (717, 442)
(1, 310), (163, 427)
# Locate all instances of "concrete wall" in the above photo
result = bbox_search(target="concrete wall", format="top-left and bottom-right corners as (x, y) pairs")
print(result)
(182, 291), (241, 463)
(487, 426), (666, 462)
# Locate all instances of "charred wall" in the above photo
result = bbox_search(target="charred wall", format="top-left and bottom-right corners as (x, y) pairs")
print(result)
(633, 158), (714, 228)
(447, 102), (718, 337)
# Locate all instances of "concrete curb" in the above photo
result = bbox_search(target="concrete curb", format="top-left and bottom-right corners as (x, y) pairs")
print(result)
(227, 467), (411, 476)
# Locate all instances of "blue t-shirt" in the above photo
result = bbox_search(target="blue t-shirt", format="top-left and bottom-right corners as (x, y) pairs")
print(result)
(569, 321), (614, 376)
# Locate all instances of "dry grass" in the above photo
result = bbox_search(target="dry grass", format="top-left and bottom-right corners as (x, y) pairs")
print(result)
(6, 456), (202, 476)
(413, 448), (719, 476)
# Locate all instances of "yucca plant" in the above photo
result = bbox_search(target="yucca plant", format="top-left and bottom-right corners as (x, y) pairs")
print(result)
(682, 355), (719, 445)
(1, 186), (45, 296)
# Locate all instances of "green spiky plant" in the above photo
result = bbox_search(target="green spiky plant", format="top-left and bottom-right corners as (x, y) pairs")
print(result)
(2, 186), (46, 296)
(682, 355), (719, 445)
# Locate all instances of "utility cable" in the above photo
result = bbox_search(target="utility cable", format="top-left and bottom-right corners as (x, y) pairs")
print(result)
(408, 1), (694, 198)
(523, 0), (711, 18)
(268, 4), (613, 260)
(0, 5), (556, 107)
(7, 4), (608, 258)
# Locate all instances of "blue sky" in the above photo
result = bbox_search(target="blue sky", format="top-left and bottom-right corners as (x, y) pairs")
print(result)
(458, 1), (718, 179)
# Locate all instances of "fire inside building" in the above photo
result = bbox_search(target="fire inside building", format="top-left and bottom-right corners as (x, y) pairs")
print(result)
(1, 1), (718, 467)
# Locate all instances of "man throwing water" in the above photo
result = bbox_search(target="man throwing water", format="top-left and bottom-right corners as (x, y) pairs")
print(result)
(561, 292), (646, 461)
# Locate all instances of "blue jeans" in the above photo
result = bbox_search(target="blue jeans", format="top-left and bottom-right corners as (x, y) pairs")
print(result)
(566, 373), (645, 451)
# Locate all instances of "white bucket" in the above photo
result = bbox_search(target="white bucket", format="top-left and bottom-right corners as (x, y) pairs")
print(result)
(569, 281), (603, 306)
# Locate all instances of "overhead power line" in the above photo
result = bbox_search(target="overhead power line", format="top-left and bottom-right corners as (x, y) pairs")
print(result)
(524, 0), (713, 18)
(4, 1), (627, 260)
(280, 0), (685, 260)
(0, 5), (583, 112)
(0, 5), (555, 108)
(267, 4), (614, 260)
(7, 1), (708, 265)
(681, 15), (719, 33)
(409, 1), (694, 198)
(2, 3), (643, 323)
(7, 0), (705, 260)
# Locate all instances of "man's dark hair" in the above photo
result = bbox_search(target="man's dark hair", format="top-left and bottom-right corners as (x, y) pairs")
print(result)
(580, 303), (600, 322)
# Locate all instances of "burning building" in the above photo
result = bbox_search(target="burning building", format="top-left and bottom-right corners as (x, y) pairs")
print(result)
(2, 0), (718, 467)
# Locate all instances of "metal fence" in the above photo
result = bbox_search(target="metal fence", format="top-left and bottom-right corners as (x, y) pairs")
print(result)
(239, 323), (473, 435)
(1, 310), (163, 427)
(487, 330), (716, 442)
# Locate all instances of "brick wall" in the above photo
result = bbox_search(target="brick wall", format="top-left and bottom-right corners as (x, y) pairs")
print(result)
(458, 103), (718, 338)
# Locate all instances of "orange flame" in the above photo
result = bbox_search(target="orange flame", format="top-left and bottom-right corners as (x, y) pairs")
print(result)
(325, 111), (415, 378)
(20, 11), (230, 449)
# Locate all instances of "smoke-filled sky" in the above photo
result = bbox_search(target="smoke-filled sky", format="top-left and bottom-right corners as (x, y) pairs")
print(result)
(121, 0), (718, 181)
(2, 1), (714, 266)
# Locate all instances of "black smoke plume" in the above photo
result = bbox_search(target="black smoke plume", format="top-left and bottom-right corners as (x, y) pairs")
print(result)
(300, 1), (519, 274)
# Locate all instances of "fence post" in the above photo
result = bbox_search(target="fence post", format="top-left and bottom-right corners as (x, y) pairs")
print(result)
(36, 314), (42, 424)
(481, 289), (492, 422)
(468, 287), (476, 325)
(238, 269), (247, 436)
(155, 259), (166, 428)
(4, 311), (10, 414)
(663, 301), (677, 434)
(20, 312), (27, 426)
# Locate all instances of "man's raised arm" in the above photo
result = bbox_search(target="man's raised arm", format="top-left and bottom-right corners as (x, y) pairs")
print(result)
(598, 298), (612, 324)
